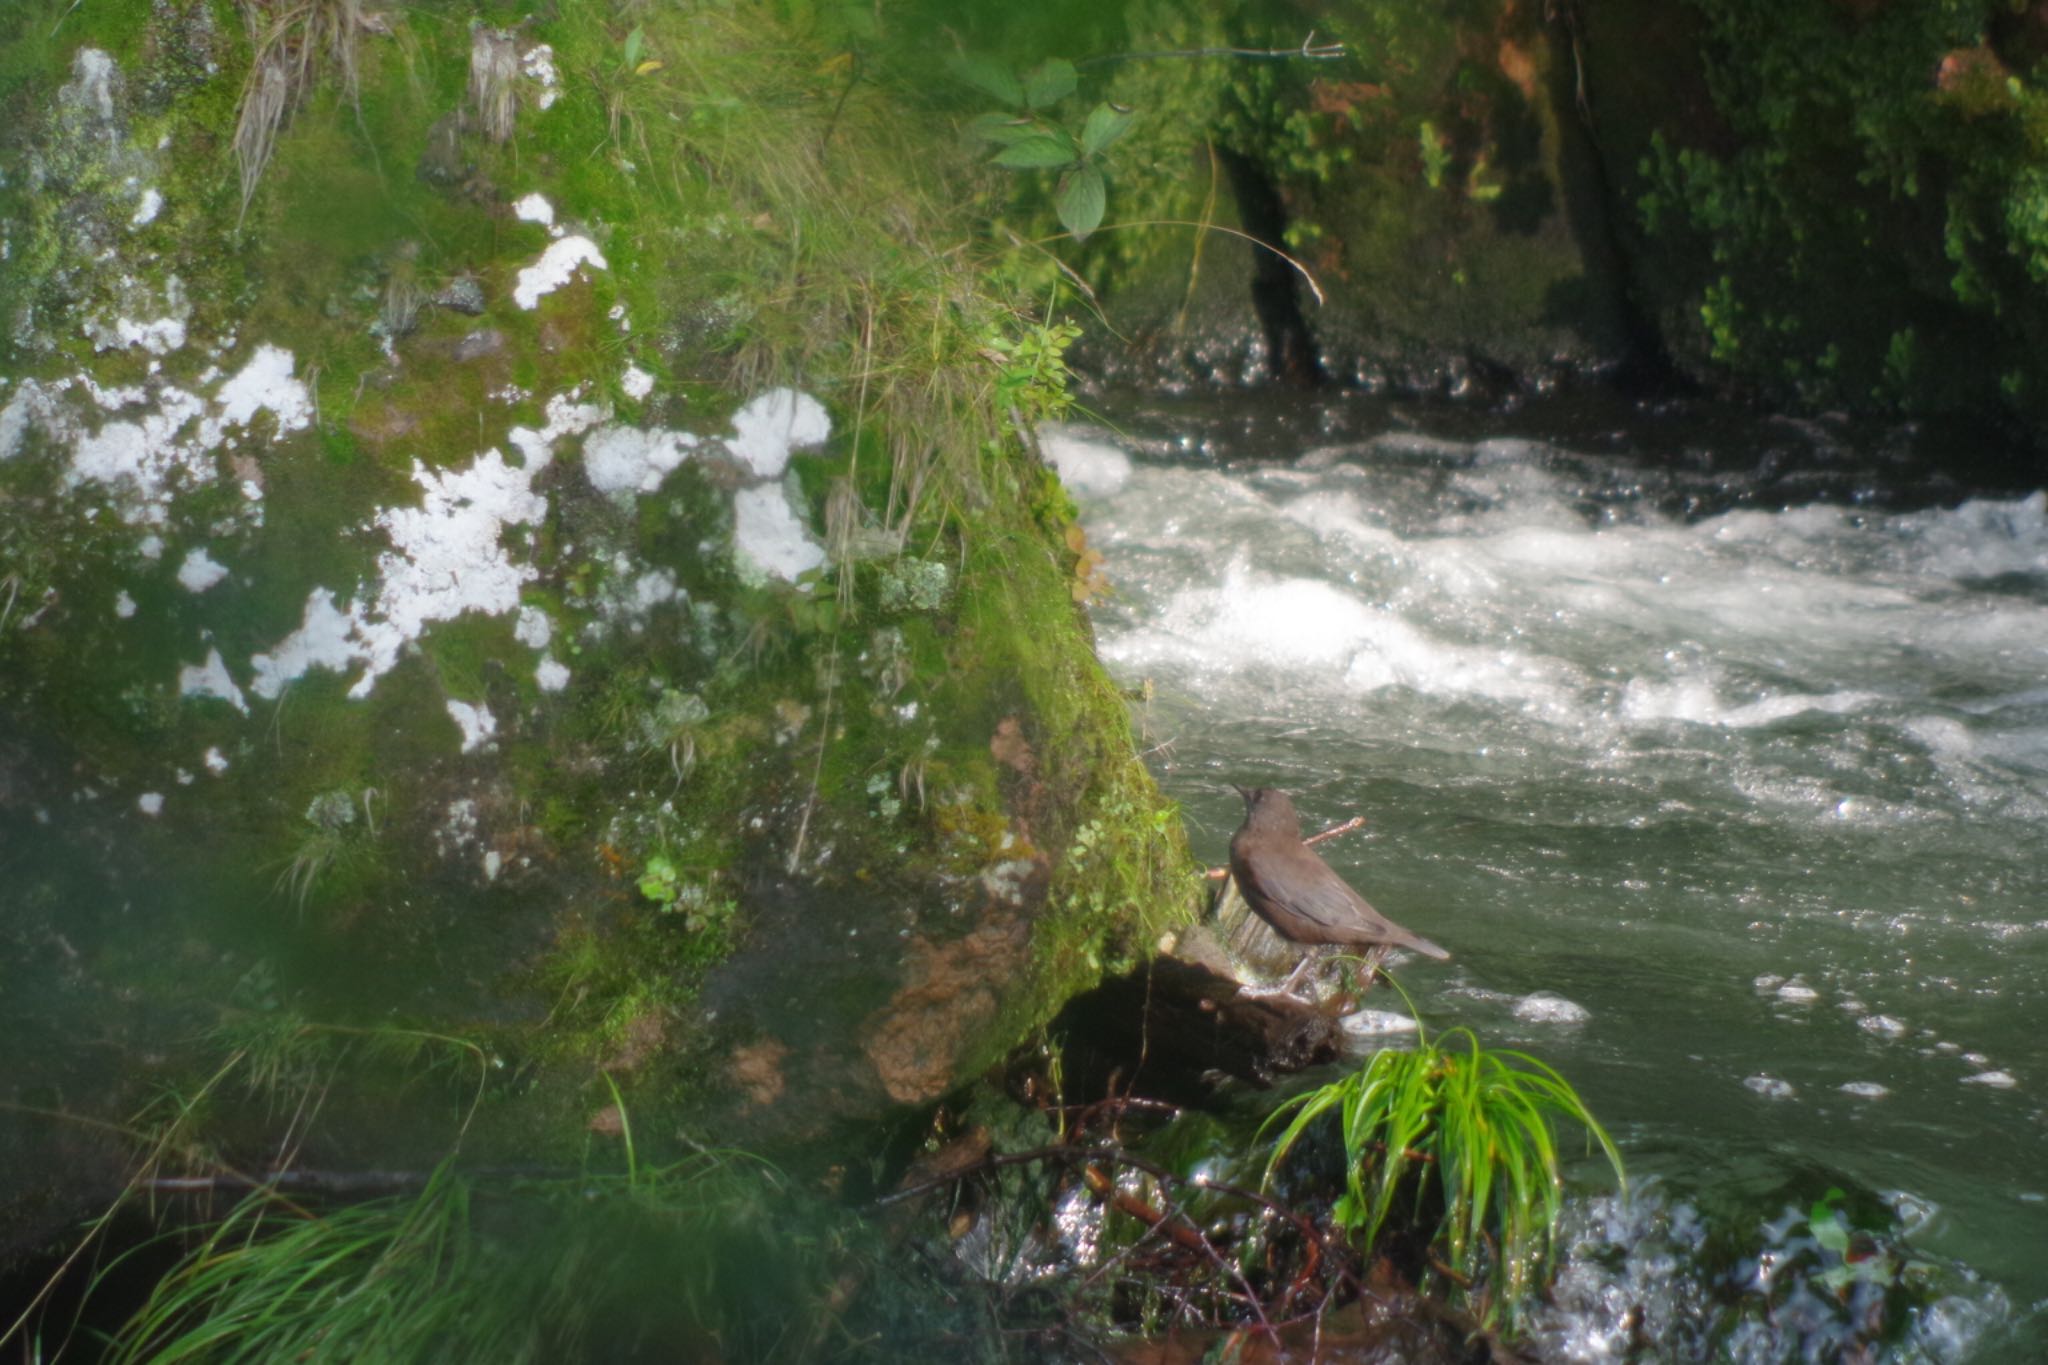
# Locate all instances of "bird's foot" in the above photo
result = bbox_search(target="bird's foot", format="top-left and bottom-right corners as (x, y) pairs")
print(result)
(1235, 981), (1319, 1005)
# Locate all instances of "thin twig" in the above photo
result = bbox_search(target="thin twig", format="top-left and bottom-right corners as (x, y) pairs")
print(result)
(1079, 32), (1346, 65)
(786, 638), (839, 875)
(1206, 813), (1366, 878)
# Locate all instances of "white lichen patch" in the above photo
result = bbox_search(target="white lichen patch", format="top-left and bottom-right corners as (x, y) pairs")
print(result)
(249, 588), (359, 700)
(62, 385), (208, 523)
(86, 274), (191, 357)
(178, 646), (249, 714)
(248, 391), (602, 711)
(725, 388), (829, 478)
(176, 546), (228, 592)
(521, 43), (560, 109)
(513, 235), (606, 309)
(137, 791), (164, 816)
(733, 481), (826, 583)
(582, 422), (697, 496)
(203, 746), (229, 774)
(252, 448), (549, 699)
(436, 797), (480, 856)
(619, 566), (681, 618)
(130, 187), (163, 227)
(535, 657), (570, 692)
(21, 343), (310, 527)
(0, 380), (63, 461)
(513, 604), (552, 649)
(508, 390), (607, 465)
(621, 364), (654, 401)
(63, 49), (120, 124)
(513, 192), (555, 229)
(99, 314), (187, 356)
(358, 450), (547, 679)
(114, 590), (137, 618)
(446, 699), (497, 753)
(212, 344), (312, 433)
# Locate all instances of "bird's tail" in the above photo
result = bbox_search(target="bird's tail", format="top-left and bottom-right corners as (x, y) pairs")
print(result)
(1398, 931), (1451, 961)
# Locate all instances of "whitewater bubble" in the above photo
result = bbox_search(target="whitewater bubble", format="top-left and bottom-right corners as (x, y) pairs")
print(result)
(1040, 423), (1133, 497)
(1513, 991), (1591, 1024)
(1340, 1009), (1420, 1039)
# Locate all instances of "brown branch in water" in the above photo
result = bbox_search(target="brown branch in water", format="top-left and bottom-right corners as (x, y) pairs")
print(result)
(1304, 815), (1367, 848)
(871, 1140), (1338, 1297)
(1205, 814), (1368, 878)
(1079, 32), (1346, 65)
(1080, 1164), (1207, 1255)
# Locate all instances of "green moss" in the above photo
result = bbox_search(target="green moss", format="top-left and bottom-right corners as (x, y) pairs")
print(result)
(1598, 0), (2048, 426)
(0, 0), (1199, 1188)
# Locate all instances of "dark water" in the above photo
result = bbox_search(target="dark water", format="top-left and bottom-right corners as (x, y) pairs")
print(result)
(1053, 387), (2048, 1360)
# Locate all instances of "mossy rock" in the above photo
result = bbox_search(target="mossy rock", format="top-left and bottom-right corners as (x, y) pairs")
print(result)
(0, 0), (1195, 1228)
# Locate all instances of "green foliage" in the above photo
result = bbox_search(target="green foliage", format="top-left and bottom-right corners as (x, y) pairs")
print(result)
(635, 854), (738, 935)
(634, 688), (710, 781)
(1418, 119), (1451, 189)
(957, 55), (1133, 240)
(1262, 1019), (1622, 1331)
(101, 1152), (838, 1364)
(1624, 0), (2048, 418)
(984, 315), (1081, 421)
(275, 786), (381, 912)
(1806, 1187), (1909, 1297)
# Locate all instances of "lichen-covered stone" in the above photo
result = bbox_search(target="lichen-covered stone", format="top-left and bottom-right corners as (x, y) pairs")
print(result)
(0, 2), (1193, 1236)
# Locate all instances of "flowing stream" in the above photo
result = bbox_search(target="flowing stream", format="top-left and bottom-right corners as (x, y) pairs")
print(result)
(1052, 388), (2048, 1360)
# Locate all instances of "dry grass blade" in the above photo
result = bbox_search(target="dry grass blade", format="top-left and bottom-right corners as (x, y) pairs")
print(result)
(232, 0), (373, 223)
(468, 24), (518, 144)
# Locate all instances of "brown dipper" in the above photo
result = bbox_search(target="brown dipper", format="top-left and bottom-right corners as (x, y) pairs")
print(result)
(1228, 786), (1448, 991)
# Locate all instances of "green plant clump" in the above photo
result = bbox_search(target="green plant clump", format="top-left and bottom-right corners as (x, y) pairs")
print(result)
(101, 1153), (837, 1364)
(1262, 1017), (1623, 1331)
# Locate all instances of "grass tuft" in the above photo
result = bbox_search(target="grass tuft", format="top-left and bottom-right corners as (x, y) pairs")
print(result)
(233, 0), (377, 222)
(1262, 1011), (1623, 1331)
(100, 1152), (837, 1364)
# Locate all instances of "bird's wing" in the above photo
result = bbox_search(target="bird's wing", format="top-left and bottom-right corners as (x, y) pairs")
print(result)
(1279, 860), (1451, 959)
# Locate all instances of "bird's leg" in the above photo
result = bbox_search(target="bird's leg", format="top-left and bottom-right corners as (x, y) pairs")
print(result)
(1274, 947), (1328, 998)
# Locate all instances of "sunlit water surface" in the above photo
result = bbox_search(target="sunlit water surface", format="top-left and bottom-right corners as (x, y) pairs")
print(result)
(1054, 389), (2048, 1360)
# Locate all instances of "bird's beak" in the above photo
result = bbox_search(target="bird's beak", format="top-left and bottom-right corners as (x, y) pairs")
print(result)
(1230, 784), (1253, 802)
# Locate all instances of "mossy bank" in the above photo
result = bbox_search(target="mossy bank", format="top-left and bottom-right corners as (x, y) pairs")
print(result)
(0, 0), (1196, 1228)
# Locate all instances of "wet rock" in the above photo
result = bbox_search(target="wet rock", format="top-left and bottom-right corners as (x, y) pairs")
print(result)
(451, 327), (505, 362)
(863, 920), (1033, 1104)
(416, 110), (470, 186)
(433, 276), (487, 315)
(142, 0), (222, 112)
(1051, 955), (1343, 1104)
(728, 1038), (789, 1110)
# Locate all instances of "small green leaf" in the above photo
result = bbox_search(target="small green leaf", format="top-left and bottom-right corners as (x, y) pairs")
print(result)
(1021, 58), (1077, 109)
(1056, 163), (1106, 240)
(1079, 102), (1134, 158)
(948, 53), (1023, 107)
(837, 2), (878, 40)
(962, 112), (1043, 145)
(992, 134), (1079, 169)
(623, 25), (645, 69)
(1809, 1209), (1852, 1255)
